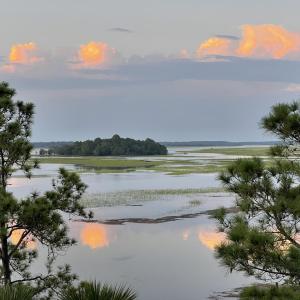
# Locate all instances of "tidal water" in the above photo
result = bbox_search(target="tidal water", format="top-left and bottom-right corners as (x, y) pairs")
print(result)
(8, 161), (254, 299)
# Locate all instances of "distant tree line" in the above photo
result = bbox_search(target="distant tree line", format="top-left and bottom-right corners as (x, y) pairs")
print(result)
(51, 135), (168, 156)
(33, 141), (73, 148)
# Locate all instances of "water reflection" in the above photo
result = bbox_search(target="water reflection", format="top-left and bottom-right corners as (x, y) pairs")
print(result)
(182, 229), (191, 241)
(198, 229), (226, 250)
(10, 229), (37, 250)
(181, 227), (226, 251)
(80, 223), (109, 249)
(8, 177), (29, 188)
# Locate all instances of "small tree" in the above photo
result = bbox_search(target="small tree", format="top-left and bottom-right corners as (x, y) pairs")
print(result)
(0, 82), (91, 298)
(39, 149), (47, 156)
(214, 102), (300, 284)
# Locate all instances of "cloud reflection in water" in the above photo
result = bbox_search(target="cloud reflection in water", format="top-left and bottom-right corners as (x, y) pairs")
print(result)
(80, 223), (109, 249)
(197, 229), (226, 250)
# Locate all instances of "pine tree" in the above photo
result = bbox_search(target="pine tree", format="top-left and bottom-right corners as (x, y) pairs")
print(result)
(214, 101), (300, 284)
(0, 82), (91, 298)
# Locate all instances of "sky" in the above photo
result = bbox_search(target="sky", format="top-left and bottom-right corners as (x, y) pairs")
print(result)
(1, 0), (300, 142)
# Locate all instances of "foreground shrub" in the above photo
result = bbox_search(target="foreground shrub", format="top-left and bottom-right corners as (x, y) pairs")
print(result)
(0, 285), (34, 300)
(240, 285), (300, 299)
(60, 281), (137, 300)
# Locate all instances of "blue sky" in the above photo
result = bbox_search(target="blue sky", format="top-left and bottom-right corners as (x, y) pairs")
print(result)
(1, 0), (300, 141)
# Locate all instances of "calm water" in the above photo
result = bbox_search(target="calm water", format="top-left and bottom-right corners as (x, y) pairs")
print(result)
(8, 162), (254, 299)
(9, 164), (219, 196)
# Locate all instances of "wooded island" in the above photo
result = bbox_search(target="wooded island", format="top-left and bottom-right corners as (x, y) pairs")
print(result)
(51, 135), (168, 156)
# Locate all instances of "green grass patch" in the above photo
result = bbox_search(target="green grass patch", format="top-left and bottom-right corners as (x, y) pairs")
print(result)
(182, 147), (270, 156)
(150, 162), (230, 175)
(37, 156), (162, 171)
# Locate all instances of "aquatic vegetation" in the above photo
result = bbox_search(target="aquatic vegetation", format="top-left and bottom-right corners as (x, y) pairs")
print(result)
(36, 145), (270, 176)
(37, 157), (162, 170)
(150, 163), (229, 175)
(189, 199), (202, 207)
(80, 187), (225, 207)
(184, 146), (270, 156)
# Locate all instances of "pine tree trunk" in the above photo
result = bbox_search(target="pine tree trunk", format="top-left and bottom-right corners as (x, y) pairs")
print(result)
(1, 232), (10, 284)
(0, 155), (10, 284)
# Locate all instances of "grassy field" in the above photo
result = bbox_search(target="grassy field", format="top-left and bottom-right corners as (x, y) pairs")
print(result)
(185, 147), (270, 156)
(38, 156), (162, 171)
(150, 162), (229, 175)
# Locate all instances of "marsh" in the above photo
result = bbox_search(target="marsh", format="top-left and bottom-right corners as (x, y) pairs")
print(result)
(7, 146), (263, 299)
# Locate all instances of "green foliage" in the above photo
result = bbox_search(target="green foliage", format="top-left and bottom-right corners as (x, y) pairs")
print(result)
(51, 135), (167, 156)
(240, 285), (300, 299)
(0, 82), (91, 298)
(214, 101), (300, 284)
(261, 102), (300, 144)
(0, 82), (36, 183)
(0, 282), (137, 300)
(0, 284), (34, 300)
(60, 281), (137, 300)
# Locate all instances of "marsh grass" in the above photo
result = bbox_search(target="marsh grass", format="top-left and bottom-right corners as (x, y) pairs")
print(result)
(81, 187), (225, 207)
(37, 155), (232, 175)
(151, 162), (230, 175)
(37, 157), (162, 169)
(37, 147), (266, 176)
(182, 147), (271, 156)
(188, 199), (202, 207)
